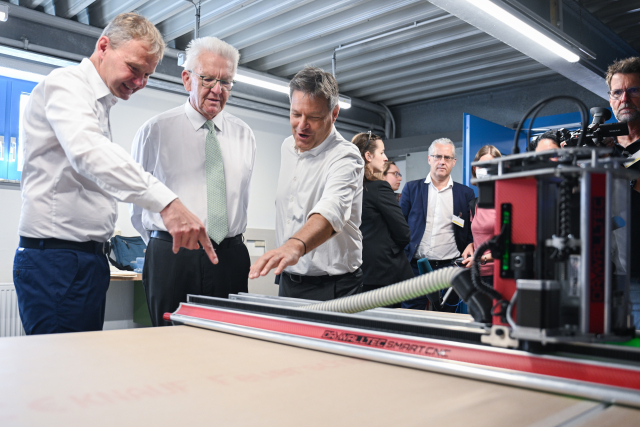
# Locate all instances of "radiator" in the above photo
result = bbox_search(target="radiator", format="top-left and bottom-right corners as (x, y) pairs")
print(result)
(0, 284), (25, 337)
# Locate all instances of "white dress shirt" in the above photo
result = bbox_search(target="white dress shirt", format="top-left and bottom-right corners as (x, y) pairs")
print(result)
(415, 174), (460, 260)
(275, 126), (364, 276)
(130, 102), (256, 243)
(18, 58), (177, 243)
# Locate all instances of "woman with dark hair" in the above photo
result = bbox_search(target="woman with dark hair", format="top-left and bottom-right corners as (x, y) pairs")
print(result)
(461, 145), (501, 286)
(352, 132), (413, 296)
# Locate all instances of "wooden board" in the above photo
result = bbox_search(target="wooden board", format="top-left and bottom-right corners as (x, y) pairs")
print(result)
(0, 326), (633, 426)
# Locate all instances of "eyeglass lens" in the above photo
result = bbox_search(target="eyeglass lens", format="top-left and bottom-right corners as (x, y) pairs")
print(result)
(609, 87), (640, 100)
(431, 155), (454, 161)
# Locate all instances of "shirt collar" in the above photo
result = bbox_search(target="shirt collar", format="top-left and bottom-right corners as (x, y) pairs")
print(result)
(184, 100), (224, 133)
(79, 58), (117, 106)
(425, 173), (454, 190)
(293, 126), (338, 157)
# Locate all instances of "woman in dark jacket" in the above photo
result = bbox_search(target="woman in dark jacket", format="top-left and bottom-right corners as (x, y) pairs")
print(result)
(352, 132), (414, 294)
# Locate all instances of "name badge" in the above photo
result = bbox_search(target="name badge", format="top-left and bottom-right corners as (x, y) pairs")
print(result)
(452, 215), (464, 228)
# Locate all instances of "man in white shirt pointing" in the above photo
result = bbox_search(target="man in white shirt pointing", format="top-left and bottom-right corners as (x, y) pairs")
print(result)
(14, 13), (216, 335)
(249, 66), (364, 301)
(131, 37), (256, 326)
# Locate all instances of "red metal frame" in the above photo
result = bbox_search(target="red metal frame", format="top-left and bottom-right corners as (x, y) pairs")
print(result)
(172, 304), (640, 392)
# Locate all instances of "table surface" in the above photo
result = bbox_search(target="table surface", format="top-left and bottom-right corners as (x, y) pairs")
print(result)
(109, 272), (142, 281)
(1, 325), (637, 426)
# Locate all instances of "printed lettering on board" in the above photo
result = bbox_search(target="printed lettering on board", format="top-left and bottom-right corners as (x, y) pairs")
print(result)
(321, 329), (451, 358)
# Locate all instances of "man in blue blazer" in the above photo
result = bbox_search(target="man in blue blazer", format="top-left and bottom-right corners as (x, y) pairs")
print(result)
(400, 138), (475, 311)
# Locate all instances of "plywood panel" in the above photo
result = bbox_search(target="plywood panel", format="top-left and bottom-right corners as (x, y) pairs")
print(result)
(0, 326), (601, 426)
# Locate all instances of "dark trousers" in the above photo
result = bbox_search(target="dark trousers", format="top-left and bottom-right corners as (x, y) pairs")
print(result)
(13, 247), (110, 335)
(401, 259), (462, 312)
(144, 235), (250, 327)
(279, 268), (363, 301)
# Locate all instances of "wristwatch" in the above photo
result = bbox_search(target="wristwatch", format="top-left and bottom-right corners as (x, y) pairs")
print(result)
(480, 255), (487, 265)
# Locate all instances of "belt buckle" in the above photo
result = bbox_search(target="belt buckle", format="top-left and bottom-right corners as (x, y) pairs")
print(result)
(102, 241), (111, 255)
(288, 273), (302, 283)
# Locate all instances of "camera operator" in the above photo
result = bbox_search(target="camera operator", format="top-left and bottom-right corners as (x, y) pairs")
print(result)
(606, 57), (640, 171)
(606, 57), (640, 330)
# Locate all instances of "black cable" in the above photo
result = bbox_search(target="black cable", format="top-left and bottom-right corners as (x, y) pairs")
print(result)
(513, 96), (589, 154)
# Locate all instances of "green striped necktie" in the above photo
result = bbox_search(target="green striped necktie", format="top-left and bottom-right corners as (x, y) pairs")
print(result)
(204, 120), (228, 244)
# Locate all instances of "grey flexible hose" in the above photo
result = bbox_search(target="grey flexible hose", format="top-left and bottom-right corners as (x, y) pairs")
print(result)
(301, 266), (462, 313)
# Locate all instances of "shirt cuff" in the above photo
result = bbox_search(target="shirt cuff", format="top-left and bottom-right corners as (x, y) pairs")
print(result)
(136, 180), (178, 213)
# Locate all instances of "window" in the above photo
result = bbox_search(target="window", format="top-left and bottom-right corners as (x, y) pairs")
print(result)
(0, 73), (38, 182)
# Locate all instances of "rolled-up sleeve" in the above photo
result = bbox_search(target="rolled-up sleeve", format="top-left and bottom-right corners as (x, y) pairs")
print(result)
(43, 75), (177, 214)
(307, 152), (363, 233)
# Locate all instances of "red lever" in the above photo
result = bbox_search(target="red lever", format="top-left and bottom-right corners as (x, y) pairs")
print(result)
(163, 312), (171, 321)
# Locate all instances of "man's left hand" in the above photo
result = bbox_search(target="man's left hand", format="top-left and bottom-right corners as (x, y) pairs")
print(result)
(249, 239), (305, 279)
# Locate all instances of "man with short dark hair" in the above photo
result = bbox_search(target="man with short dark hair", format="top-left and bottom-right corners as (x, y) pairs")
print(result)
(14, 13), (216, 335)
(249, 66), (364, 301)
(131, 37), (256, 326)
(531, 130), (561, 152)
(400, 138), (475, 311)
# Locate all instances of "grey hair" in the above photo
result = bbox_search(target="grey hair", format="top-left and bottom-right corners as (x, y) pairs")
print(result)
(289, 66), (339, 111)
(182, 37), (240, 76)
(100, 12), (165, 58)
(428, 138), (457, 158)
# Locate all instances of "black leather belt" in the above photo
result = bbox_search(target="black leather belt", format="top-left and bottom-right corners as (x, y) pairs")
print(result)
(427, 258), (456, 268)
(411, 258), (456, 269)
(19, 236), (111, 255)
(283, 269), (360, 285)
(149, 230), (244, 250)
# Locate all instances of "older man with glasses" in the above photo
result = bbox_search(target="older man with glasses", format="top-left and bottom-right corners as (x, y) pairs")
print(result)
(131, 37), (256, 327)
(399, 138), (475, 312)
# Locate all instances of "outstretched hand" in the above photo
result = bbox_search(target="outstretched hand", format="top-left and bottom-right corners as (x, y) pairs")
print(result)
(249, 239), (305, 279)
(160, 198), (218, 265)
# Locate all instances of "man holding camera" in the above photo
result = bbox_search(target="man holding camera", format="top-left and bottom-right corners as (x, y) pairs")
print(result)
(607, 57), (640, 170)
(606, 57), (640, 330)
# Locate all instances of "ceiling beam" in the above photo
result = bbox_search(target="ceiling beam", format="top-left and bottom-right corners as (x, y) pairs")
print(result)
(196, 0), (312, 40)
(155, 0), (260, 42)
(89, 0), (150, 28)
(365, 61), (550, 102)
(53, 0), (98, 19)
(243, 1), (438, 71)
(383, 68), (556, 106)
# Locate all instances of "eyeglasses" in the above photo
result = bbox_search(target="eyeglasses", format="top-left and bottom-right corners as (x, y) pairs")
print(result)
(188, 70), (235, 91)
(385, 171), (402, 178)
(608, 87), (640, 100)
(430, 154), (455, 162)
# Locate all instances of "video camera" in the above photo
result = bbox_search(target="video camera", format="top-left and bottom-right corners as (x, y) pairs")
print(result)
(553, 107), (628, 147)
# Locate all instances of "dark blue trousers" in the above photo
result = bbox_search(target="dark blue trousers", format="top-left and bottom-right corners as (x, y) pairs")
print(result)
(13, 247), (110, 335)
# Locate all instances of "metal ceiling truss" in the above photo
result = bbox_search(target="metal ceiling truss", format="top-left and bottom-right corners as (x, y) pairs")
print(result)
(1, 0), (637, 130)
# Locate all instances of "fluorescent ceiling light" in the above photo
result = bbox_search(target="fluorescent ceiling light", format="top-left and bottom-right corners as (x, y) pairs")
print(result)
(0, 4), (8, 22)
(338, 95), (351, 109)
(0, 45), (77, 68)
(236, 67), (352, 109)
(0, 65), (45, 83)
(464, 0), (580, 63)
(235, 67), (289, 94)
